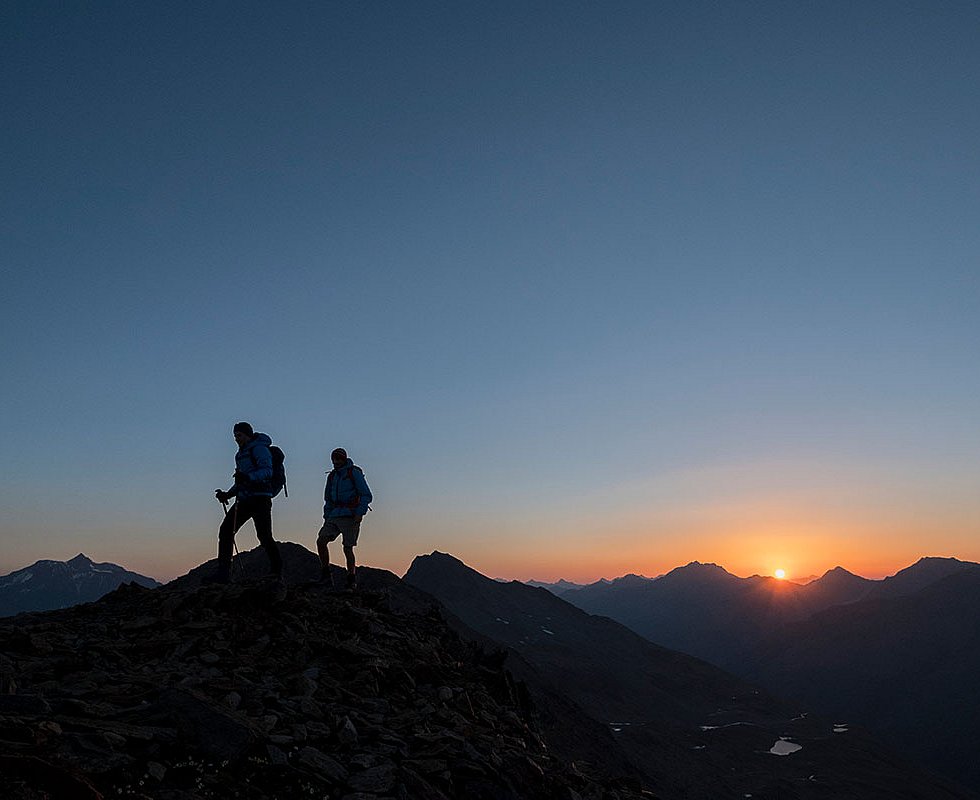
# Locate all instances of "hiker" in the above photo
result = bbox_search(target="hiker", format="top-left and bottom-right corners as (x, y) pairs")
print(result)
(317, 448), (372, 589)
(207, 422), (284, 584)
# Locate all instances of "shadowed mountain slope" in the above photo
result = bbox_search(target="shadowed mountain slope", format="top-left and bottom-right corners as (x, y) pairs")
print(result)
(169, 542), (647, 782)
(405, 551), (969, 800)
(0, 554), (161, 618)
(0, 545), (647, 800)
(748, 568), (980, 793)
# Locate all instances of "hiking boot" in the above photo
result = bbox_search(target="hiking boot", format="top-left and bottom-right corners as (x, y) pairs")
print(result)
(346, 570), (357, 591)
(318, 567), (334, 587)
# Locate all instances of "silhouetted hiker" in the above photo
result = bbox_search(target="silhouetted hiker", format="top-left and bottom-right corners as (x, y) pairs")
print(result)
(206, 422), (284, 585)
(317, 447), (372, 589)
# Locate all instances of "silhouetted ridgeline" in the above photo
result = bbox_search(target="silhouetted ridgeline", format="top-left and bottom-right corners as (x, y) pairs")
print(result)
(560, 557), (980, 673)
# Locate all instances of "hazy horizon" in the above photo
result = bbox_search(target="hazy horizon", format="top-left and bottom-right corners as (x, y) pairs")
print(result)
(3, 544), (970, 587)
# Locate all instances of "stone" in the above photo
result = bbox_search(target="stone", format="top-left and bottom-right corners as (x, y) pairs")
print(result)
(297, 746), (349, 783)
(338, 715), (358, 745)
(147, 761), (166, 781)
(347, 761), (396, 793)
(0, 694), (52, 714)
(266, 744), (289, 765)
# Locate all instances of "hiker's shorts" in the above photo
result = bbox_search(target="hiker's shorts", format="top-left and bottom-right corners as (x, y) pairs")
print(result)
(318, 517), (361, 547)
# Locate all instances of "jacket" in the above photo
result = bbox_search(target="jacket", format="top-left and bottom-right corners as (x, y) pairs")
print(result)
(323, 458), (372, 518)
(230, 433), (274, 500)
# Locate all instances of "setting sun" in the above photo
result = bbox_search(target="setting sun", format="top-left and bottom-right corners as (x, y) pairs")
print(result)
(774, 569), (786, 580)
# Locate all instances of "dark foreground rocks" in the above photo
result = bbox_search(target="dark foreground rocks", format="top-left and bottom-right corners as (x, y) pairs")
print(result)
(0, 576), (650, 800)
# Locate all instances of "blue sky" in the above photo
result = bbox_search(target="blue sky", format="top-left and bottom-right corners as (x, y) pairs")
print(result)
(2, 1), (979, 581)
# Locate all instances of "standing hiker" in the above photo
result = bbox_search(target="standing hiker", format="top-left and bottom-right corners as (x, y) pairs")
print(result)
(207, 421), (284, 584)
(317, 448), (372, 589)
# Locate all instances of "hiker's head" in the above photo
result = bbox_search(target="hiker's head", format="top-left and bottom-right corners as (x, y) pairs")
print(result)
(331, 447), (348, 467)
(233, 421), (254, 447)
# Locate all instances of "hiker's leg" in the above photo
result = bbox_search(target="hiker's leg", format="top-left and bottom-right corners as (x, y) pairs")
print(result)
(342, 517), (360, 586)
(211, 503), (247, 582)
(317, 520), (342, 581)
(217, 502), (249, 563)
(252, 497), (281, 576)
(316, 536), (331, 568)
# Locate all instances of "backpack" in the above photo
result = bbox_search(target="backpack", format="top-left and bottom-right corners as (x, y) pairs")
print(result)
(251, 444), (288, 498)
(268, 446), (287, 498)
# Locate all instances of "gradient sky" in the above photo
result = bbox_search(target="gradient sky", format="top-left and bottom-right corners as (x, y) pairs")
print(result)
(2, 1), (979, 583)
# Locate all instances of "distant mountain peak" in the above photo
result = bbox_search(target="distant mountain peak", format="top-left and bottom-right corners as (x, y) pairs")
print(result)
(525, 578), (585, 592)
(405, 551), (487, 589)
(417, 550), (466, 568)
(818, 566), (860, 580)
(683, 561), (724, 570)
(0, 554), (160, 617)
(609, 573), (655, 586)
(874, 555), (980, 599)
(668, 561), (733, 578)
(911, 555), (967, 567)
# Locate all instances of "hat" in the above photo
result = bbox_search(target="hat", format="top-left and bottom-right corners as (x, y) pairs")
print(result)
(233, 422), (254, 436)
(331, 447), (348, 462)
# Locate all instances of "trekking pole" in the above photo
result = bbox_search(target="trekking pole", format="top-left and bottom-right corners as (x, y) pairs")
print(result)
(228, 500), (248, 579)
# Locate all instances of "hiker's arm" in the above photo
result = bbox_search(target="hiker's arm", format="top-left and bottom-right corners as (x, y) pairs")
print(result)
(353, 471), (372, 516)
(323, 476), (334, 517)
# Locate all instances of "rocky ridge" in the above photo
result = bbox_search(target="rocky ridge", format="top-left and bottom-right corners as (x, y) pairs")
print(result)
(0, 560), (648, 800)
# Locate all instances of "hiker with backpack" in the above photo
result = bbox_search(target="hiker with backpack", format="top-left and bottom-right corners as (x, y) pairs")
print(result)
(207, 421), (286, 584)
(317, 448), (372, 590)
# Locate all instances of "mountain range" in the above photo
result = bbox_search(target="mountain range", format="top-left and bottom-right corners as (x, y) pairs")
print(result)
(405, 551), (968, 799)
(549, 556), (980, 792)
(0, 554), (161, 617)
(557, 557), (978, 672)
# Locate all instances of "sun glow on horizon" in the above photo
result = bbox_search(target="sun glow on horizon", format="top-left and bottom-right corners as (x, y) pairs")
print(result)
(774, 568), (786, 580)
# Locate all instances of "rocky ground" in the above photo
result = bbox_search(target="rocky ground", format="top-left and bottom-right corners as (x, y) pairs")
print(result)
(0, 568), (651, 800)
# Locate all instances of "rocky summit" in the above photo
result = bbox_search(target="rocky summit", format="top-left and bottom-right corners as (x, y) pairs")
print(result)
(0, 558), (648, 800)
